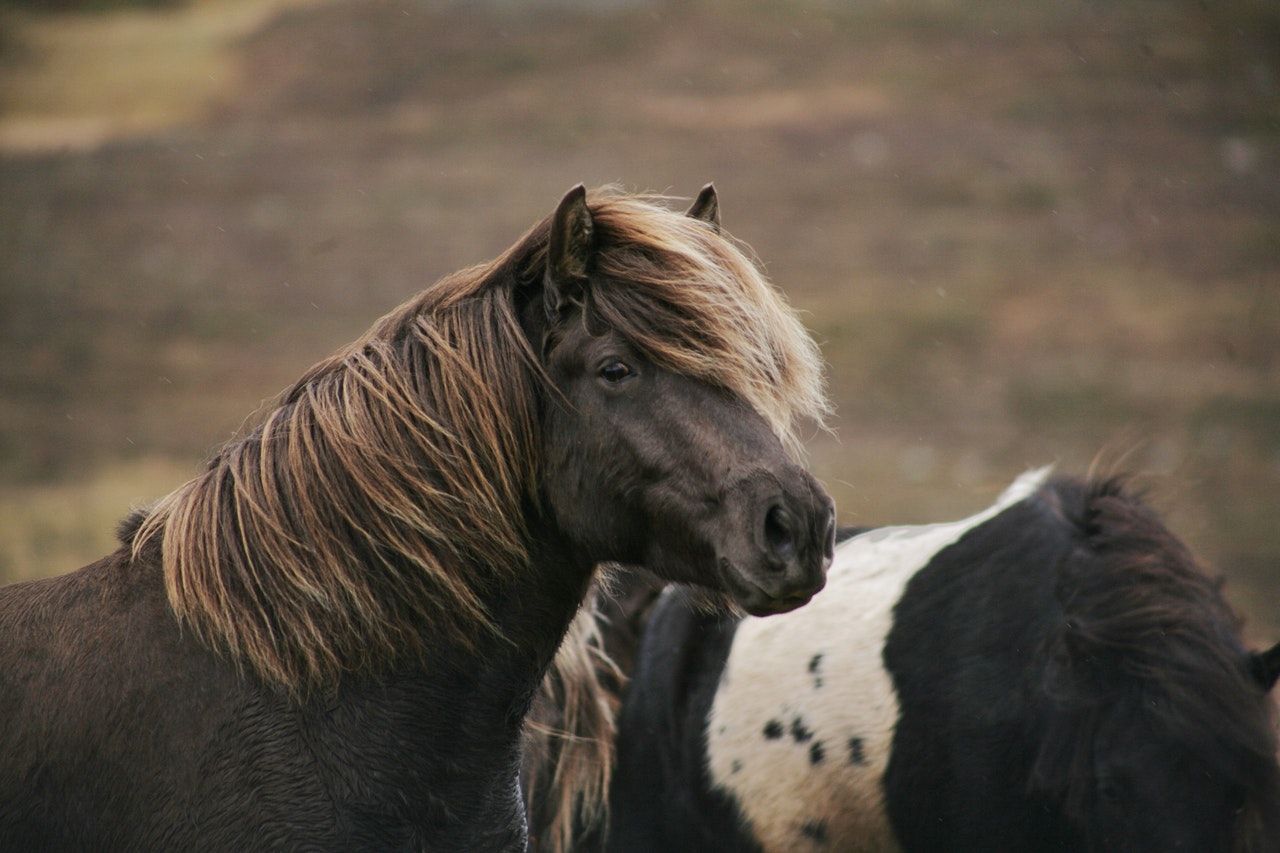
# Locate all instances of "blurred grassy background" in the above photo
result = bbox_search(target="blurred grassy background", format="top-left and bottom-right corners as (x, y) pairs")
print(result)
(1, 0), (1277, 637)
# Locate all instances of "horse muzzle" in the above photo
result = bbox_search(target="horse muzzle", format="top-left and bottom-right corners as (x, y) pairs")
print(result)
(715, 468), (835, 616)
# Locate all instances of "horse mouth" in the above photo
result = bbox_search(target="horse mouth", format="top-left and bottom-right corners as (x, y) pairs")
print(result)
(743, 590), (815, 617)
(718, 559), (823, 617)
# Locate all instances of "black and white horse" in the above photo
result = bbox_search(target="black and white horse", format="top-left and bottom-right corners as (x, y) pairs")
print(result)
(602, 470), (1280, 852)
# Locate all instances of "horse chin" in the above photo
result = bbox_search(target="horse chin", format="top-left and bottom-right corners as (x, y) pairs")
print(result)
(721, 564), (825, 618)
(742, 593), (815, 617)
(662, 576), (812, 618)
(624, 547), (825, 617)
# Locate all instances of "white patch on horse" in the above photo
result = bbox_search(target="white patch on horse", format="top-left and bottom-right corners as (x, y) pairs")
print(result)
(705, 468), (1051, 852)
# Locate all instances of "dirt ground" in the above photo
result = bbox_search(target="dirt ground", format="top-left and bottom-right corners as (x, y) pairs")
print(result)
(1, 0), (1278, 636)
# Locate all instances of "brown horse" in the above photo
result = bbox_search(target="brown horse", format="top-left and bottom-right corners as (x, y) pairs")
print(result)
(0, 185), (835, 851)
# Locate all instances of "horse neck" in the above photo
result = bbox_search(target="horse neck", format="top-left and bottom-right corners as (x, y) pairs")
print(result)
(388, 507), (596, 722)
(481, 518), (600, 703)
(288, 518), (597, 841)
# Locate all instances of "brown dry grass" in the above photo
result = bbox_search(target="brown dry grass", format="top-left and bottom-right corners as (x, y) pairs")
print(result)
(1, 0), (1277, 636)
(0, 0), (325, 150)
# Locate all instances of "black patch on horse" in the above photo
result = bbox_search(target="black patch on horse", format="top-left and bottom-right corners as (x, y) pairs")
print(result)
(808, 652), (823, 688)
(606, 589), (761, 852)
(847, 737), (866, 766)
(790, 717), (813, 743)
(883, 476), (1280, 852)
(800, 819), (828, 843)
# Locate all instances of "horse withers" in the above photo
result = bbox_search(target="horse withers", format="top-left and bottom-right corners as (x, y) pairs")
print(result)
(0, 185), (834, 851)
(538, 470), (1280, 852)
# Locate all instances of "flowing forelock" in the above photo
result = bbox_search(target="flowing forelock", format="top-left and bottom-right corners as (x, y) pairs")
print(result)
(577, 190), (829, 456)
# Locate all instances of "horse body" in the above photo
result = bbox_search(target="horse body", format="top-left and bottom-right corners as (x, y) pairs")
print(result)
(0, 497), (586, 851)
(882, 477), (1280, 852)
(0, 186), (834, 850)
(704, 469), (1050, 852)
(600, 471), (1280, 852)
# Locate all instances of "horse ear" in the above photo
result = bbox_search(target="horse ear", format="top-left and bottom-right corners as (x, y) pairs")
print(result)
(686, 183), (721, 233)
(1248, 642), (1280, 691)
(545, 183), (594, 321)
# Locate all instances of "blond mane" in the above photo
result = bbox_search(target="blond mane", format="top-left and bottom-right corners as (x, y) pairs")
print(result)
(132, 187), (828, 694)
(523, 587), (623, 853)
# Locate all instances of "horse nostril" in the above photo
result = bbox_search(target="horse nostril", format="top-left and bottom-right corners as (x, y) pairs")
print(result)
(764, 504), (796, 564)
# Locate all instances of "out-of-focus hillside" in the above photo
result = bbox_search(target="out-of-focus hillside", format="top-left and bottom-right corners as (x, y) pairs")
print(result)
(1, 0), (1277, 635)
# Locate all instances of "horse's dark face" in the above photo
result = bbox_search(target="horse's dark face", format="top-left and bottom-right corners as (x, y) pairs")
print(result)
(1085, 706), (1243, 852)
(529, 186), (834, 616)
(540, 322), (833, 615)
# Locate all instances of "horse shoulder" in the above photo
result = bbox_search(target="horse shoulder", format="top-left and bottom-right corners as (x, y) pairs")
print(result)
(0, 552), (351, 849)
(882, 498), (1075, 849)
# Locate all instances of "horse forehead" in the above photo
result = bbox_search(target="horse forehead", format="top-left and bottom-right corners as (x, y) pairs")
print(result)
(703, 466), (1052, 852)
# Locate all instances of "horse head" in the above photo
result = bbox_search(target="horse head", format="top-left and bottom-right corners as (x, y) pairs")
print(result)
(525, 185), (835, 616)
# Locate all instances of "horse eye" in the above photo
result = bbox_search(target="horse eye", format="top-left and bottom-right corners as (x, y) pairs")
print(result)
(599, 361), (633, 383)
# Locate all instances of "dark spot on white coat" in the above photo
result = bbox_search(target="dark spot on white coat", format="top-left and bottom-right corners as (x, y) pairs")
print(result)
(800, 819), (828, 843)
(791, 717), (813, 743)
(848, 736), (866, 765)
